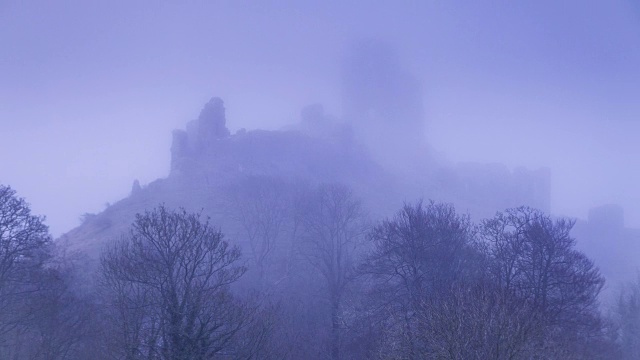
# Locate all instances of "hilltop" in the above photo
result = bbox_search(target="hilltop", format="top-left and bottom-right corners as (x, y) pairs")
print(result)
(58, 97), (550, 263)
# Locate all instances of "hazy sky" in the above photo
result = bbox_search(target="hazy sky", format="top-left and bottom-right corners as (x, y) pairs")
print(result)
(2, 0), (640, 236)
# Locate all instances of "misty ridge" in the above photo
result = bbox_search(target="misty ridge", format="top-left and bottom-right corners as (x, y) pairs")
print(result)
(2, 2), (640, 358)
(1, 40), (639, 359)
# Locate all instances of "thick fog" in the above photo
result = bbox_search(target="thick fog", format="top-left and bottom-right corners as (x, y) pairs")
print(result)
(4, 2), (640, 358)
(2, 0), (640, 236)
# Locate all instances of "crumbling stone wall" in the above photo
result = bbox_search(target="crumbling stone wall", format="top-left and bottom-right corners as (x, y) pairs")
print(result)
(171, 97), (230, 174)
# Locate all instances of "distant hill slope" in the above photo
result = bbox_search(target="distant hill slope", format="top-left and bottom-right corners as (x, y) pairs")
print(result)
(58, 97), (550, 263)
(58, 98), (392, 260)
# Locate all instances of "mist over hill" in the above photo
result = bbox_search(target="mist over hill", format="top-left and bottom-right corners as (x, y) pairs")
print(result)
(3, 2), (640, 358)
(59, 100), (550, 269)
(57, 89), (638, 310)
(59, 42), (552, 266)
(55, 42), (640, 317)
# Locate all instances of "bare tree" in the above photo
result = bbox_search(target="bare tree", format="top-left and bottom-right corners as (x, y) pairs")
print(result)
(611, 276), (640, 359)
(298, 183), (367, 360)
(100, 205), (247, 360)
(480, 207), (606, 358)
(0, 185), (51, 348)
(410, 280), (536, 360)
(225, 176), (291, 284)
(359, 200), (477, 359)
(23, 265), (94, 360)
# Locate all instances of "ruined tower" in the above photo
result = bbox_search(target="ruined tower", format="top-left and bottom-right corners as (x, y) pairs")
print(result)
(170, 97), (230, 174)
